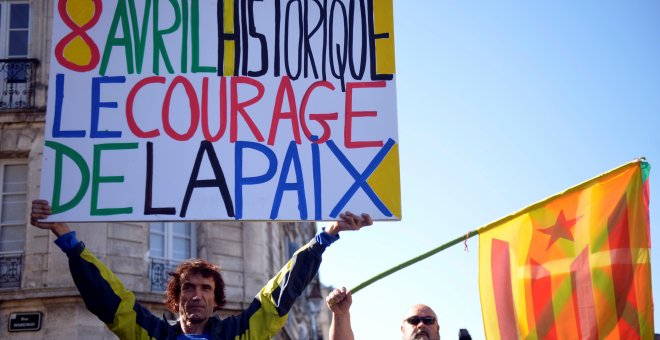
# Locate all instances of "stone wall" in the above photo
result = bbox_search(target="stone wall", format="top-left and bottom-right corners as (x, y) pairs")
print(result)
(0, 1), (322, 338)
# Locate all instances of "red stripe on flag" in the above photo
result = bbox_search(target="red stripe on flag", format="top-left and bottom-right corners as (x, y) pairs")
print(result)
(530, 259), (557, 339)
(570, 247), (598, 339)
(608, 195), (641, 339)
(491, 239), (518, 338)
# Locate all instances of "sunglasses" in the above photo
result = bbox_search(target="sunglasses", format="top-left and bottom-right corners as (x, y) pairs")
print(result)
(405, 316), (436, 326)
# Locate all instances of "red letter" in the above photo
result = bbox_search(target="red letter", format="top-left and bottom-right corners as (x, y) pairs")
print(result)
(201, 77), (228, 142)
(230, 77), (265, 143)
(162, 76), (200, 141)
(345, 81), (386, 148)
(268, 76), (301, 145)
(127, 76), (165, 138)
(55, 0), (102, 72)
(300, 81), (338, 144)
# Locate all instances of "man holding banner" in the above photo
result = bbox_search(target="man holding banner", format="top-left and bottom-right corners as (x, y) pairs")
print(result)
(326, 286), (441, 340)
(31, 199), (372, 339)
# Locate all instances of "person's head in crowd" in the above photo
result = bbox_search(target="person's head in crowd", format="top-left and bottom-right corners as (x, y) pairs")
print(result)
(401, 304), (440, 340)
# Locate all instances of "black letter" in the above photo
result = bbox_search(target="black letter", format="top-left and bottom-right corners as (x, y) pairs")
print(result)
(180, 141), (235, 217)
(144, 142), (176, 215)
(247, 0), (268, 76)
(302, 0), (324, 79)
(329, 0), (348, 90)
(348, 0), (367, 79)
(284, 0), (303, 80)
(367, 0), (392, 81)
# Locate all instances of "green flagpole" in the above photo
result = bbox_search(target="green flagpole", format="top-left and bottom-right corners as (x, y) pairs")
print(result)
(350, 159), (647, 294)
(350, 229), (479, 294)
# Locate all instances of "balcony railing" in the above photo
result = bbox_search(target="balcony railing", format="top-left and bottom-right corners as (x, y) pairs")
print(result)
(150, 258), (179, 292)
(0, 58), (39, 110)
(0, 252), (23, 289)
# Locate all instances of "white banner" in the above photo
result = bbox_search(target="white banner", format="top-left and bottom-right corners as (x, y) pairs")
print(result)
(41, 0), (400, 221)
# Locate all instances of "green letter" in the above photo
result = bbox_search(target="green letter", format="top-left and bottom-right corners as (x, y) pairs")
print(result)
(100, 0), (135, 75)
(128, 0), (153, 73)
(181, 0), (188, 73)
(191, 0), (216, 73)
(152, 0), (181, 74)
(91, 143), (139, 216)
(44, 141), (90, 214)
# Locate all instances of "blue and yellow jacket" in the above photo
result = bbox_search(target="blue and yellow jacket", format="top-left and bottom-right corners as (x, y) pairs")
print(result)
(55, 231), (337, 339)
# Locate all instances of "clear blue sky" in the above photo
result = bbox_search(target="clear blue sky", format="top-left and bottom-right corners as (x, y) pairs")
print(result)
(319, 1), (660, 338)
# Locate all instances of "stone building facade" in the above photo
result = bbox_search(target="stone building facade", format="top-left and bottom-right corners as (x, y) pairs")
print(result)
(0, 1), (328, 339)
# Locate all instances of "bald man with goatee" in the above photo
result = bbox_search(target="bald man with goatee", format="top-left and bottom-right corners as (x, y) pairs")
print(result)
(326, 287), (440, 340)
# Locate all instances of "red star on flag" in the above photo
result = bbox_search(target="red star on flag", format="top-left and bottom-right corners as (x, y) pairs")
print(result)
(538, 210), (580, 250)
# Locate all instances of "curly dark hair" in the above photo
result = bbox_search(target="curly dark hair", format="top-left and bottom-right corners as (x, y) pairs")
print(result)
(164, 259), (226, 313)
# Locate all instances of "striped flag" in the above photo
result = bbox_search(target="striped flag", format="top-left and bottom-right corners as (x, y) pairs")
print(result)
(478, 160), (653, 339)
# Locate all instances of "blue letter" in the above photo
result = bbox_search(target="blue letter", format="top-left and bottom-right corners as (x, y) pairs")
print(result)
(90, 76), (126, 138)
(235, 141), (277, 219)
(327, 138), (396, 218)
(53, 74), (86, 138)
(311, 136), (322, 220)
(271, 141), (307, 219)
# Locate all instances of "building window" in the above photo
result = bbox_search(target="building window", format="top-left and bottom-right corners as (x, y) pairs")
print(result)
(0, 1), (30, 58)
(0, 160), (27, 252)
(149, 222), (196, 291)
(0, 160), (27, 289)
(0, 1), (35, 110)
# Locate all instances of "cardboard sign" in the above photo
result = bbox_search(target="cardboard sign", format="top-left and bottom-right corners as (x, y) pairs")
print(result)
(41, 0), (400, 221)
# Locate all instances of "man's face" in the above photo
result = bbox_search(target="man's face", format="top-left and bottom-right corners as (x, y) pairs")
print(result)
(401, 305), (440, 340)
(178, 273), (218, 326)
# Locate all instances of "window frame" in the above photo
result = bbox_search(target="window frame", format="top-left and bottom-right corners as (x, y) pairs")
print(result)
(0, 1), (31, 58)
(149, 222), (197, 261)
(0, 158), (28, 254)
